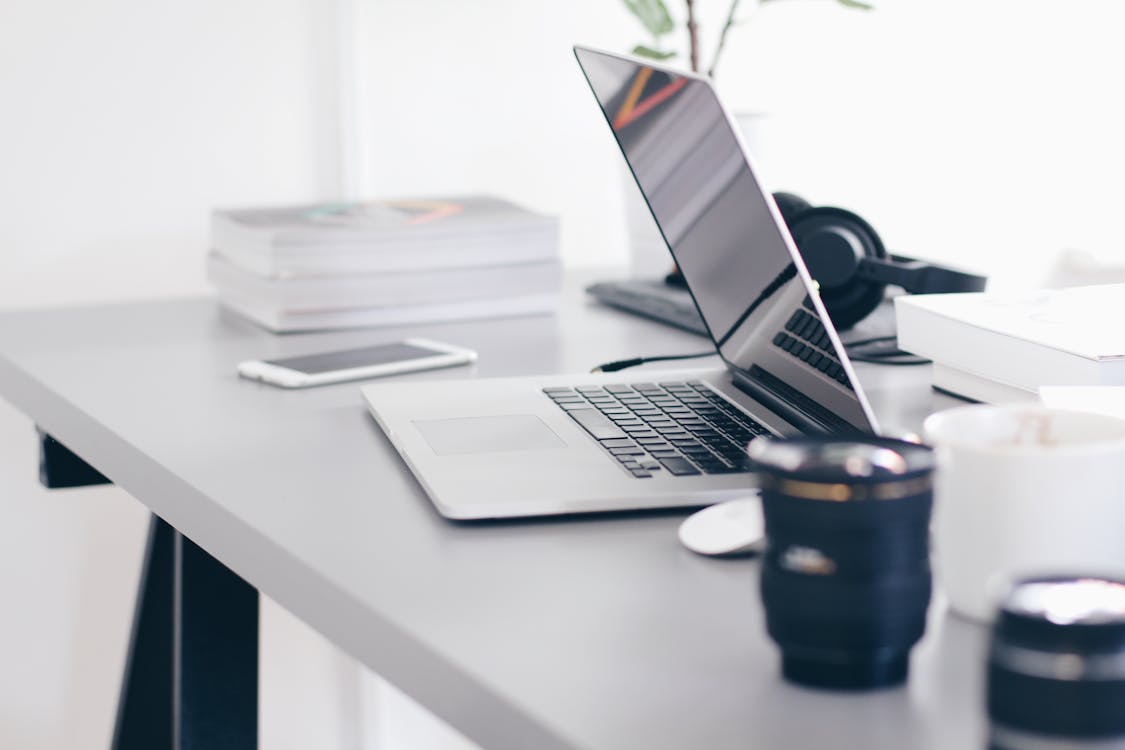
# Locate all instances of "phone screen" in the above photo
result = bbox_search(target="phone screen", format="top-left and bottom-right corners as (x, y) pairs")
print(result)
(264, 342), (443, 375)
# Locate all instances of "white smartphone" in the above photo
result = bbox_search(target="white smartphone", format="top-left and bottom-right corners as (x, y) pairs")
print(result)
(237, 338), (477, 388)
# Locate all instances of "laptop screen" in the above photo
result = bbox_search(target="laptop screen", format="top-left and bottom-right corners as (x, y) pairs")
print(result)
(575, 46), (875, 434)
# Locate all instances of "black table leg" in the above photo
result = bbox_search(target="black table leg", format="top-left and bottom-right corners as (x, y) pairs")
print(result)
(40, 432), (260, 750)
(110, 516), (260, 750)
(37, 428), (110, 488)
(174, 531), (259, 750)
(112, 516), (175, 750)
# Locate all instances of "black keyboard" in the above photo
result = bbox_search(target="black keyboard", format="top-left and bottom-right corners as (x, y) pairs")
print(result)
(771, 297), (852, 389)
(543, 381), (770, 479)
(585, 280), (708, 337)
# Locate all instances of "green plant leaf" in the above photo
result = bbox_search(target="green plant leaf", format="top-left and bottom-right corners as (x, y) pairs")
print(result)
(835, 0), (875, 10)
(623, 0), (675, 36)
(632, 45), (677, 60)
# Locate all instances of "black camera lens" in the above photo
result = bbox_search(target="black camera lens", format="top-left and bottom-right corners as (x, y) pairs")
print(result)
(748, 436), (935, 690)
(988, 577), (1125, 749)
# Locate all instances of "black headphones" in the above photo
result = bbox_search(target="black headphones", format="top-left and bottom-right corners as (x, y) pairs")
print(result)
(772, 192), (987, 330)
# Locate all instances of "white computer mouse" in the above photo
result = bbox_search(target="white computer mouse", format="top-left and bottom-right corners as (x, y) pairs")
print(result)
(677, 493), (765, 557)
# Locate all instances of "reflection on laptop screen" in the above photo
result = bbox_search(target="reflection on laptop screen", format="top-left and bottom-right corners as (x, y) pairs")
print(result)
(575, 47), (875, 434)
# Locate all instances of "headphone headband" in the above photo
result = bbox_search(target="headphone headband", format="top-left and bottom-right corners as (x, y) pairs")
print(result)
(772, 192), (988, 329)
(857, 254), (987, 295)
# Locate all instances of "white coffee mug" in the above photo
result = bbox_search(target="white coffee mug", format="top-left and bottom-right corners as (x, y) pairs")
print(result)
(923, 404), (1125, 622)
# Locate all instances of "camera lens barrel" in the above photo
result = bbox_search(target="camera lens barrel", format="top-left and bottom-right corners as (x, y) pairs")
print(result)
(988, 577), (1125, 749)
(748, 436), (935, 690)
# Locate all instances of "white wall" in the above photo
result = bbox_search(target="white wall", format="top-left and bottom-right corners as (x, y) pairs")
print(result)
(711, 0), (1125, 289)
(355, 0), (643, 269)
(0, 0), (340, 309)
(5, 0), (1125, 303)
(356, 0), (1125, 286)
(4, 2), (1125, 749)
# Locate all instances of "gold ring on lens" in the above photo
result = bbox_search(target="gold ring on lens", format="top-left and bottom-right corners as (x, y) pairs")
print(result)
(761, 476), (932, 502)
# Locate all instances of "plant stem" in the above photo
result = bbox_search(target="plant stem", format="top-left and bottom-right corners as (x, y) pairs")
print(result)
(685, 0), (700, 72)
(707, 0), (745, 78)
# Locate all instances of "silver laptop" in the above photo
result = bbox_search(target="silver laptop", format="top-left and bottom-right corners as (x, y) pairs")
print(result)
(361, 46), (879, 519)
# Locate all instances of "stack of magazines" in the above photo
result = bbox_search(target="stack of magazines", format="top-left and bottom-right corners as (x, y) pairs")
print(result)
(207, 196), (561, 332)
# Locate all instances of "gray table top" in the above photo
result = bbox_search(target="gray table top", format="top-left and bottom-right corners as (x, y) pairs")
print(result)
(0, 276), (979, 750)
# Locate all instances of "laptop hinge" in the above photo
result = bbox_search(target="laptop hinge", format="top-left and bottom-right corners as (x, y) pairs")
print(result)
(731, 367), (861, 436)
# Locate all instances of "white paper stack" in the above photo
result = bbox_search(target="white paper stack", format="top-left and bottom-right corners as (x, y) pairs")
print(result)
(895, 285), (1125, 403)
(207, 196), (562, 332)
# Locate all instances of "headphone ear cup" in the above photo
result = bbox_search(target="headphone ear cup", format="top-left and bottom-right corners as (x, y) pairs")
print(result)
(786, 206), (887, 331)
(771, 192), (812, 228)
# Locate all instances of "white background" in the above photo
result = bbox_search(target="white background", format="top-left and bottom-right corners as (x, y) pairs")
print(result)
(3, 1), (1125, 748)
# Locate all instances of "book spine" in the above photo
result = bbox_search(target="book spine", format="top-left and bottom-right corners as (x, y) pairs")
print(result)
(212, 227), (559, 277)
(895, 300), (1102, 390)
(930, 363), (1038, 404)
(208, 256), (563, 312)
(219, 293), (558, 333)
(210, 215), (279, 261)
(262, 215), (558, 245)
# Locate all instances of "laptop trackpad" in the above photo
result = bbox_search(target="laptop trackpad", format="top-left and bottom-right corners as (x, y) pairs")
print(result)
(413, 415), (565, 455)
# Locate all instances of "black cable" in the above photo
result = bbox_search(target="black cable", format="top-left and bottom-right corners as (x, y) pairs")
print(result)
(847, 356), (930, 366)
(591, 350), (717, 373)
(844, 335), (930, 365)
(861, 353), (930, 362)
(844, 335), (898, 348)
(591, 335), (930, 374)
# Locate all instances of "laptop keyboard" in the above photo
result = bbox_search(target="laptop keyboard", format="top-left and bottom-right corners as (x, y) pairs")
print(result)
(771, 297), (852, 389)
(543, 381), (770, 478)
